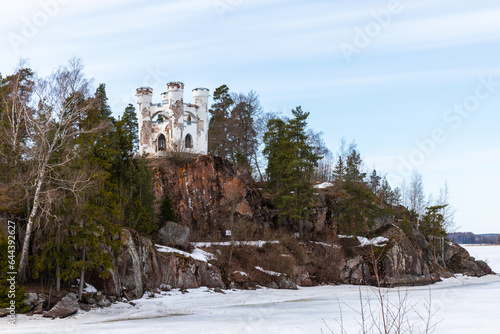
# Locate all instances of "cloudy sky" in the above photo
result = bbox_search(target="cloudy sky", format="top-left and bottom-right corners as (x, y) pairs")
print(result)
(2, 0), (500, 233)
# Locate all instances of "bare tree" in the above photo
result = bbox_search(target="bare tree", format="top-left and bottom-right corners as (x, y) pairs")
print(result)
(408, 171), (425, 218)
(229, 90), (262, 174)
(314, 152), (334, 182)
(400, 179), (408, 208)
(308, 129), (332, 182)
(437, 181), (456, 232)
(253, 110), (282, 182)
(0, 60), (34, 208)
(18, 58), (97, 282)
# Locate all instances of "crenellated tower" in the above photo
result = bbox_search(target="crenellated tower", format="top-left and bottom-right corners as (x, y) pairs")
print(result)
(136, 87), (153, 156)
(192, 88), (209, 154)
(136, 82), (209, 157)
(167, 82), (185, 150)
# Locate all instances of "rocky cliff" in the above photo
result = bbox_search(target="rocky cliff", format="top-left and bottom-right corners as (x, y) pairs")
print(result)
(86, 155), (493, 299)
(150, 156), (266, 240)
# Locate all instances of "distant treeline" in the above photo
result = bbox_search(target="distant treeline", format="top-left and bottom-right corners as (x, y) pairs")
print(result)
(448, 232), (500, 244)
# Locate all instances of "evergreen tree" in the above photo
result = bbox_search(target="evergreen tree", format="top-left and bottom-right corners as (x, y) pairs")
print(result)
(332, 156), (346, 187)
(369, 169), (381, 192)
(419, 205), (448, 261)
(158, 190), (177, 224)
(345, 147), (365, 183)
(124, 156), (156, 234)
(419, 205), (447, 238)
(333, 182), (385, 235)
(208, 85), (233, 157)
(263, 118), (287, 191)
(263, 107), (321, 235)
(113, 105), (155, 235)
(391, 187), (402, 206)
(0, 232), (27, 313)
(379, 176), (391, 205)
(121, 103), (139, 154)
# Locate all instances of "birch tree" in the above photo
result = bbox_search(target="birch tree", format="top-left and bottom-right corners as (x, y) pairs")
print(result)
(437, 181), (456, 232)
(0, 61), (34, 210)
(408, 170), (425, 218)
(18, 58), (97, 282)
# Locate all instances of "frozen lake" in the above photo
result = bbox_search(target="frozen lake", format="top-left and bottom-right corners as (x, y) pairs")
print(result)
(3, 245), (500, 334)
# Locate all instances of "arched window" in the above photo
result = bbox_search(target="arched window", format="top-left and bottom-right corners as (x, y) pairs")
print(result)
(185, 134), (193, 148)
(158, 134), (166, 151)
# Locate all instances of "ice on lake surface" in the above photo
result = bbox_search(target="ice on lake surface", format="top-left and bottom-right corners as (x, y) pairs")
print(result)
(3, 245), (500, 334)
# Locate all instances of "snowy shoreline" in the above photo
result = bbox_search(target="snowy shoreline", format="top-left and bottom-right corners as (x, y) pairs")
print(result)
(3, 245), (500, 334)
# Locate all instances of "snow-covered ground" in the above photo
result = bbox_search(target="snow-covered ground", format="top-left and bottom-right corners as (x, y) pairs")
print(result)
(3, 245), (500, 334)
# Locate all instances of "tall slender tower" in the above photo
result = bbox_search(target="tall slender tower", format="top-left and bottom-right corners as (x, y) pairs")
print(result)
(136, 87), (153, 155)
(193, 88), (209, 154)
(167, 82), (184, 150)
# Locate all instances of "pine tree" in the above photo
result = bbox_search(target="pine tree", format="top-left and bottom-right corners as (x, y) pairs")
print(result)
(121, 103), (139, 154)
(124, 157), (156, 234)
(158, 190), (177, 224)
(66, 83), (122, 298)
(332, 156), (345, 187)
(345, 148), (365, 184)
(333, 182), (387, 235)
(419, 205), (447, 237)
(0, 232), (28, 313)
(263, 118), (287, 191)
(419, 205), (448, 261)
(391, 187), (402, 206)
(113, 105), (155, 235)
(208, 85), (233, 158)
(369, 169), (381, 192)
(379, 176), (391, 205)
(263, 107), (321, 236)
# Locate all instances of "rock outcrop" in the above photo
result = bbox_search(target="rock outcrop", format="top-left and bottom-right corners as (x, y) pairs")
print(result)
(337, 225), (436, 286)
(151, 156), (265, 240)
(443, 240), (493, 276)
(336, 223), (494, 287)
(157, 221), (190, 250)
(87, 228), (224, 300)
(43, 293), (79, 319)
